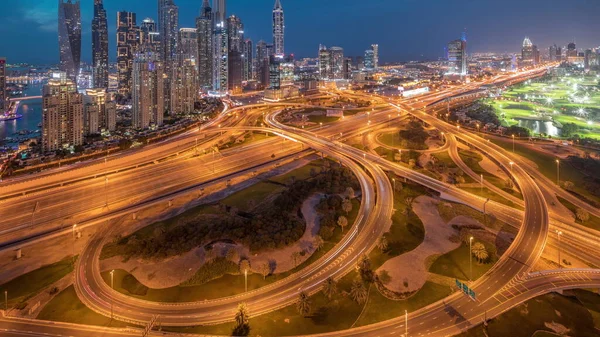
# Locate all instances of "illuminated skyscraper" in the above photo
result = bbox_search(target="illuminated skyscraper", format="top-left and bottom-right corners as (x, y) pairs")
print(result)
(371, 44), (379, 69)
(117, 11), (139, 95)
(243, 39), (253, 81)
(364, 49), (374, 70)
(521, 37), (534, 66)
(196, 0), (213, 91)
(132, 48), (165, 129)
(319, 45), (332, 79)
(58, 0), (82, 81)
(213, 0), (228, 92)
(227, 15), (244, 93)
(0, 58), (6, 113)
(329, 47), (344, 79)
(92, 0), (108, 88)
(179, 28), (198, 64)
(171, 58), (198, 114)
(85, 88), (116, 133)
(447, 36), (467, 75)
(273, 0), (285, 57)
(256, 40), (270, 87)
(140, 18), (161, 53)
(158, 0), (179, 64)
(42, 72), (84, 152)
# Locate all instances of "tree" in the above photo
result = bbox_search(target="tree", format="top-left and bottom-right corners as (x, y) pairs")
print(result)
(226, 248), (239, 263)
(471, 242), (489, 263)
(576, 208), (590, 223)
(561, 181), (574, 191)
(291, 251), (301, 268)
(322, 277), (338, 299)
(233, 302), (250, 336)
(350, 280), (368, 304)
(342, 198), (353, 215)
(296, 291), (311, 317)
(337, 216), (349, 233)
(346, 187), (356, 199)
(259, 262), (270, 280)
(313, 235), (325, 251)
(376, 234), (388, 252)
(239, 259), (251, 274)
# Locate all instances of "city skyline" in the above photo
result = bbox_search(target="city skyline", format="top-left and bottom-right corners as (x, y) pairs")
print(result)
(2, 0), (600, 65)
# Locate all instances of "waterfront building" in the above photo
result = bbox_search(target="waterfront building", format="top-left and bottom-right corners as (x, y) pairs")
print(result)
(92, 0), (109, 89)
(42, 72), (84, 152)
(85, 88), (116, 133)
(273, 0), (285, 57)
(59, 0), (82, 82)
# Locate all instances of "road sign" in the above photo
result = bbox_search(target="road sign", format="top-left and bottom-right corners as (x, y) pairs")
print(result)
(455, 279), (476, 300)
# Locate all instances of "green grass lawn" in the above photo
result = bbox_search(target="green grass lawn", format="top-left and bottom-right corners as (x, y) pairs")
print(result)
(1, 256), (75, 308)
(460, 186), (520, 210)
(37, 285), (133, 328)
(458, 290), (600, 337)
(437, 201), (517, 235)
(556, 196), (600, 232)
(354, 281), (453, 327)
(307, 115), (340, 124)
(458, 149), (522, 200)
(101, 198), (361, 303)
(165, 271), (365, 336)
(221, 181), (285, 212)
(490, 137), (600, 205)
(269, 159), (326, 185)
(429, 242), (497, 281)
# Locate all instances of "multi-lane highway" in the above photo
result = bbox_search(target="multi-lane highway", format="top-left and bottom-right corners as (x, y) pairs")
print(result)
(1, 66), (599, 336)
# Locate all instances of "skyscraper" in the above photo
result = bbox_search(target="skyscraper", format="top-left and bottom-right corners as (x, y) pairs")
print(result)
(319, 45), (332, 79)
(364, 49), (374, 70)
(140, 18), (161, 53)
(521, 37), (534, 66)
(371, 44), (379, 69)
(196, 0), (213, 91)
(85, 88), (116, 133)
(447, 37), (467, 75)
(117, 12), (139, 95)
(132, 47), (165, 129)
(179, 28), (198, 64)
(329, 47), (345, 80)
(58, 0), (82, 81)
(171, 58), (198, 114)
(92, 0), (108, 89)
(273, 0), (285, 57)
(42, 72), (84, 152)
(243, 39), (253, 81)
(256, 40), (269, 87)
(227, 15), (244, 93)
(213, 0), (228, 92)
(0, 58), (6, 113)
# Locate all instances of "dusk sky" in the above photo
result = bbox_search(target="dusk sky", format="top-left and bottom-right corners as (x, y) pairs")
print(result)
(1, 0), (599, 64)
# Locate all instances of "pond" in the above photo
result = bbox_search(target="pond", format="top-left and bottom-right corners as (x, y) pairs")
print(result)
(516, 119), (562, 137)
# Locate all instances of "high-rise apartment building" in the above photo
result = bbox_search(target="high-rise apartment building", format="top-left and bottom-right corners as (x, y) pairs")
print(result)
(85, 88), (116, 133)
(319, 45), (332, 79)
(179, 28), (198, 64)
(196, 0), (213, 91)
(273, 0), (285, 57)
(0, 58), (6, 112)
(171, 58), (198, 114)
(132, 48), (165, 129)
(140, 18), (161, 53)
(92, 0), (109, 89)
(329, 47), (344, 79)
(256, 40), (270, 87)
(42, 72), (84, 152)
(59, 0), (82, 82)
(117, 12), (140, 95)
(158, 0), (179, 64)
(521, 37), (535, 66)
(227, 15), (244, 93)
(364, 49), (374, 70)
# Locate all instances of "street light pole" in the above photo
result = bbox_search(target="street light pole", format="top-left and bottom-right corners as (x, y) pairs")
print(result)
(480, 174), (484, 196)
(469, 237), (474, 282)
(405, 310), (408, 337)
(4, 290), (7, 311)
(512, 134), (515, 153)
(244, 269), (248, 292)
(483, 198), (490, 225)
(555, 159), (560, 186)
(556, 230), (562, 268)
(110, 270), (115, 319)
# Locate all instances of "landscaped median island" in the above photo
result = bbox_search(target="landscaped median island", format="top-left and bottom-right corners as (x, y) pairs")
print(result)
(97, 159), (362, 301)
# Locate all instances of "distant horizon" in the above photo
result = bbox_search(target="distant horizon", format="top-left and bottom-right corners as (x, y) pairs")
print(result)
(1, 0), (599, 64)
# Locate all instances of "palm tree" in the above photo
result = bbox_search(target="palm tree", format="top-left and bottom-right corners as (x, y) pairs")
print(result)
(358, 254), (371, 272)
(342, 198), (353, 215)
(296, 291), (311, 317)
(291, 251), (301, 267)
(337, 216), (348, 233)
(239, 259), (251, 274)
(377, 234), (388, 252)
(322, 277), (337, 299)
(576, 208), (590, 223)
(313, 235), (325, 251)
(235, 302), (250, 329)
(346, 187), (356, 199)
(471, 242), (489, 263)
(404, 197), (414, 216)
(259, 262), (270, 280)
(350, 280), (368, 304)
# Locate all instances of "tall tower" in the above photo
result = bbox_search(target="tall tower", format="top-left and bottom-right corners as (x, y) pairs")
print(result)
(42, 72), (84, 152)
(132, 47), (165, 129)
(92, 0), (109, 88)
(213, 0), (228, 92)
(58, 0), (82, 82)
(196, 0), (213, 91)
(227, 15), (244, 93)
(243, 39), (253, 81)
(117, 11), (139, 95)
(273, 0), (284, 57)
(0, 58), (6, 113)
(371, 44), (379, 69)
(140, 18), (161, 53)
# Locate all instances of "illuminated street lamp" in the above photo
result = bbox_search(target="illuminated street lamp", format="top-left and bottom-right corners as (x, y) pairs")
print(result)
(509, 161), (514, 173)
(556, 230), (563, 268)
(512, 134), (515, 153)
(469, 237), (474, 282)
(555, 159), (560, 186)
(110, 270), (115, 319)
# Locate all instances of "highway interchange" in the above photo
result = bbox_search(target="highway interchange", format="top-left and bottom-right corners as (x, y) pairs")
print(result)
(1, 67), (600, 336)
